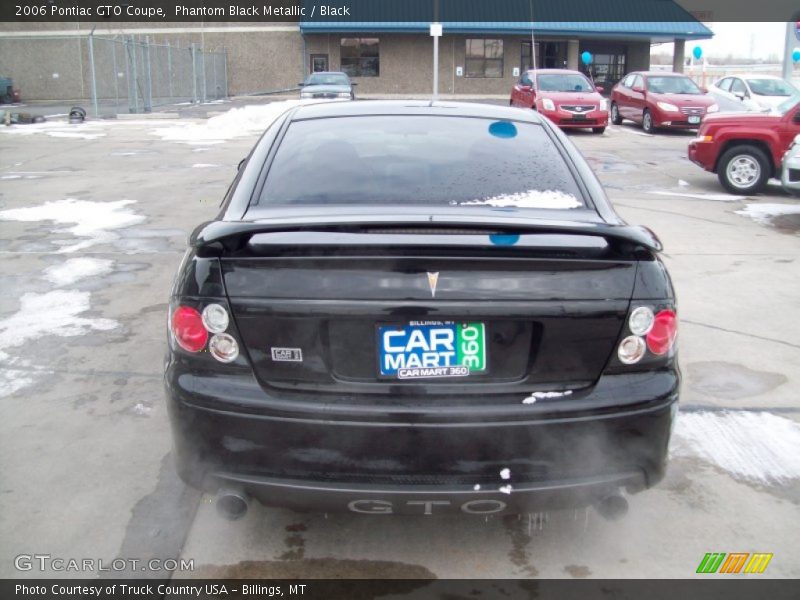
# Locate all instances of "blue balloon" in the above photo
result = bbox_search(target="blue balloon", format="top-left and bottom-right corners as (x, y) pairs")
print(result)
(793, 48), (800, 62)
(581, 51), (592, 65)
(692, 46), (702, 60)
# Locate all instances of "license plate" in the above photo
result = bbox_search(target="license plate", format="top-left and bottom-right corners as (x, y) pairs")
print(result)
(572, 113), (587, 120)
(378, 321), (487, 379)
(688, 115), (701, 124)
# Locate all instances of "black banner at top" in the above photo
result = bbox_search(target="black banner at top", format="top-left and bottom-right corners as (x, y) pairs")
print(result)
(1, 0), (799, 23)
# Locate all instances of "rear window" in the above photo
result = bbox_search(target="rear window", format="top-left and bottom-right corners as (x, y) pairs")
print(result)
(257, 115), (586, 209)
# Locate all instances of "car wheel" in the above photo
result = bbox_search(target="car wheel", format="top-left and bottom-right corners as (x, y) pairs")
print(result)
(642, 109), (654, 134)
(717, 145), (770, 195)
(1, 94), (11, 104)
(610, 102), (622, 125)
(592, 127), (606, 134)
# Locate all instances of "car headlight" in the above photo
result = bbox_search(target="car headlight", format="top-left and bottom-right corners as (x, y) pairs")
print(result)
(337, 92), (352, 98)
(656, 101), (679, 112)
(706, 104), (719, 113)
(541, 98), (556, 111)
(599, 98), (608, 111)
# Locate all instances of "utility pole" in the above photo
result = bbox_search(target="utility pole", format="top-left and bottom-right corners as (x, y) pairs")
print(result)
(431, 0), (441, 100)
(782, 21), (795, 81)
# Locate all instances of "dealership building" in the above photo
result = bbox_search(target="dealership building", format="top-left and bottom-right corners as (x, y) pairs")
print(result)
(0, 2), (712, 102)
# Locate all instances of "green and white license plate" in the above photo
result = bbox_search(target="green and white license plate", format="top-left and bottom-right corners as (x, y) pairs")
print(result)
(688, 115), (701, 124)
(378, 321), (487, 380)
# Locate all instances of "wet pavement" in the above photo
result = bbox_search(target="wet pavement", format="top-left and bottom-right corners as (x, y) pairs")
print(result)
(1, 103), (799, 581)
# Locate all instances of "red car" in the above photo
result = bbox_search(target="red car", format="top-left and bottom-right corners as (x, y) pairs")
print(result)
(510, 69), (608, 134)
(688, 95), (800, 194)
(610, 71), (718, 134)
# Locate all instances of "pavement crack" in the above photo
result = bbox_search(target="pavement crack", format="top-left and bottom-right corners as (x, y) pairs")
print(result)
(682, 319), (800, 350)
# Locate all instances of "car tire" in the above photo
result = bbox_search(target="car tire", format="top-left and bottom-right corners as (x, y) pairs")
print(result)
(592, 127), (606, 134)
(1, 94), (11, 104)
(610, 102), (622, 125)
(642, 109), (654, 134)
(717, 145), (771, 195)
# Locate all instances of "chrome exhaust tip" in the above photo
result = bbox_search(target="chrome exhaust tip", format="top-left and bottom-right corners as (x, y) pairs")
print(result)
(215, 488), (250, 521)
(595, 493), (629, 521)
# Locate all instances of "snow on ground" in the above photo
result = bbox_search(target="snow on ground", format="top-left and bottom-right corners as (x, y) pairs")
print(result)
(0, 198), (145, 253)
(191, 163), (221, 168)
(648, 190), (742, 202)
(43, 258), (114, 287)
(672, 411), (800, 485)
(0, 121), (106, 140)
(150, 100), (310, 144)
(460, 190), (582, 209)
(735, 203), (800, 225)
(0, 291), (119, 398)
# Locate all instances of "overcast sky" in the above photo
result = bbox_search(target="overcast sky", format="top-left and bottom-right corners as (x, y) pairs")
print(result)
(652, 22), (794, 61)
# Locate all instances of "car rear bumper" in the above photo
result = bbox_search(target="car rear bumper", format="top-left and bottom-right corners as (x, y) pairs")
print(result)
(165, 364), (679, 514)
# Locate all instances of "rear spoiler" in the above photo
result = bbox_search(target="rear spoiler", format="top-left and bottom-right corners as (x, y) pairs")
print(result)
(190, 215), (663, 255)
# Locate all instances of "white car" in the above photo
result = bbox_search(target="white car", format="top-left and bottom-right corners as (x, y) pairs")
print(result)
(709, 75), (799, 112)
(781, 134), (800, 195)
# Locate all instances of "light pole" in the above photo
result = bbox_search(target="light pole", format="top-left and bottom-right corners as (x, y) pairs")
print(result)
(431, 0), (441, 100)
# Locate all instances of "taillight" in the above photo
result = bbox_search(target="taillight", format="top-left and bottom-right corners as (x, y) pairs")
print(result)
(646, 309), (677, 355)
(617, 306), (677, 364)
(171, 306), (208, 352)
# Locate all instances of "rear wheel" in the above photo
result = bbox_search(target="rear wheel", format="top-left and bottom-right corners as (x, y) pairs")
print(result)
(642, 109), (654, 134)
(717, 145), (770, 195)
(610, 102), (622, 125)
(592, 127), (606, 134)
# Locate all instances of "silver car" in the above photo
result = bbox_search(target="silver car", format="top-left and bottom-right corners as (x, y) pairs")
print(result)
(781, 134), (800, 195)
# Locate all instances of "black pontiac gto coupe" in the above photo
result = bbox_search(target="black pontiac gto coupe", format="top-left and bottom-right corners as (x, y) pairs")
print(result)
(165, 101), (679, 520)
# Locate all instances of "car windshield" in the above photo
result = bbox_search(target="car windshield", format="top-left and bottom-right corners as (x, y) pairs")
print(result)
(747, 78), (797, 97)
(537, 73), (594, 92)
(258, 116), (586, 209)
(775, 93), (800, 115)
(647, 76), (702, 94)
(305, 73), (350, 86)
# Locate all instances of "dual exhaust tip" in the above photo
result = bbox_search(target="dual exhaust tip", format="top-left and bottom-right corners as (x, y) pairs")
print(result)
(214, 487), (629, 522)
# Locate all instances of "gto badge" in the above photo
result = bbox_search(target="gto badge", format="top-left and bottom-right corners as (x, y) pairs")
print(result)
(427, 272), (439, 298)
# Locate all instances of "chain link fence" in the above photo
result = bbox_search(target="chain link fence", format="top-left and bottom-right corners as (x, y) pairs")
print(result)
(0, 34), (227, 116)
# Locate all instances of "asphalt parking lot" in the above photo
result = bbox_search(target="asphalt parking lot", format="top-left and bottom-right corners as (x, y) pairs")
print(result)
(1, 99), (799, 581)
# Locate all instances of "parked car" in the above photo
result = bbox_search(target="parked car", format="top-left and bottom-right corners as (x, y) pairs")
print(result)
(610, 71), (718, 133)
(166, 100), (679, 520)
(510, 69), (608, 133)
(298, 71), (356, 100)
(780, 134), (800, 195)
(688, 94), (800, 194)
(709, 74), (798, 112)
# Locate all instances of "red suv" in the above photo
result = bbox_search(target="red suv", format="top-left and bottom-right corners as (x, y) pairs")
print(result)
(610, 71), (718, 134)
(688, 95), (800, 194)
(510, 69), (608, 134)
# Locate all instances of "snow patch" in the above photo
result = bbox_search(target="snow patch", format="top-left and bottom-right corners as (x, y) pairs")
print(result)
(191, 163), (221, 168)
(500, 468), (511, 480)
(672, 411), (800, 484)
(150, 100), (312, 144)
(522, 390), (573, 404)
(499, 485), (513, 495)
(0, 198), (145, 253)
(0, 290), (118, 351)
(1, 174), (21, 180)
(735, 203), (800, 225)
(648, 190), (742, 202)
(460, 189), (581, 210)
(473, 484), (481, 491)
(43, 258), (114, 287)
(0, 351), (35, 398)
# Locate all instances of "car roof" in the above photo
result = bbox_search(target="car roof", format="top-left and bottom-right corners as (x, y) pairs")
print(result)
(635, 71), (689, 77)
(719, 74), (785, 80)
(288, 99), (546, 124)
(307, 71), (349, 77)
(526, 69), (586, 76)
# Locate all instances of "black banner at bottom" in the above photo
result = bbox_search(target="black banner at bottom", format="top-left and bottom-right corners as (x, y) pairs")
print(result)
(2, 579), (799, 600)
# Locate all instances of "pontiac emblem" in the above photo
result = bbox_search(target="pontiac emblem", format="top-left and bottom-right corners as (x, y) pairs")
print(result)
(427, 272), (439, 298)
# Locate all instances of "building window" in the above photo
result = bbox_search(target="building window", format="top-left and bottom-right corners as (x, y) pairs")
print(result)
(465, 39), (503, 78)
(340, 38), (379, 77)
